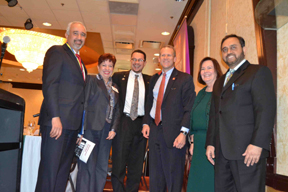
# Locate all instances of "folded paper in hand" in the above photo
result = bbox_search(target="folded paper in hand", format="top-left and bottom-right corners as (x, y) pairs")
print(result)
(75, 136), (95, 163)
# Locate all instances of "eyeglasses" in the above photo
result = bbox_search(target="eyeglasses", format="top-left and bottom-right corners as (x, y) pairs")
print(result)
(131, 58), (145, 62)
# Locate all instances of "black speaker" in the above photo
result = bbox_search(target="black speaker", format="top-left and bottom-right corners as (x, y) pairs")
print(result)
(0, 88), (25, 192)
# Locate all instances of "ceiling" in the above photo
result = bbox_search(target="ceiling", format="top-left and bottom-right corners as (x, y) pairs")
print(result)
(0, 0), (188, 84)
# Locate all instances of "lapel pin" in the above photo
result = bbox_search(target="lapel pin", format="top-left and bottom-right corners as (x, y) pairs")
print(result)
(172, 77), (176, 80)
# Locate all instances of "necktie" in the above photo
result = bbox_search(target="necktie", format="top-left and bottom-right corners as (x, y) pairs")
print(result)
(75, 54), (85, 81)
(130, 75), (139, 121)
(155, 73), (166, 126)
(224, 69), (234, 86)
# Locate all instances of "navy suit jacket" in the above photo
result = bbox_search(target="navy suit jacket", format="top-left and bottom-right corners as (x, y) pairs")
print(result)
(112, 71), (151, 115)
(143, 68), (196, 148)
(206, 61), (276, 160)
(39, 44), (87, 131)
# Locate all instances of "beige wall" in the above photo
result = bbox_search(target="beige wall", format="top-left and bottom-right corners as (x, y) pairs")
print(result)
(0, 83), (43, 129)
(191, 0), (258, 92)
(276, 22), (288, 176)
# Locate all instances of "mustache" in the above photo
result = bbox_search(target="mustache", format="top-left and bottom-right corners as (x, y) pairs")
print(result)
(74, 40), (83, 44)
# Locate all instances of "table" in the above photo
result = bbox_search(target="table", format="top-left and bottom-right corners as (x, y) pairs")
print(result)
(20, 135), (41, 192)
(20, 136), (78, 192)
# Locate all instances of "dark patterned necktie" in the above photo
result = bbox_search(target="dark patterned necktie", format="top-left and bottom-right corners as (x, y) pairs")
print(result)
(130, 75), (139, 120)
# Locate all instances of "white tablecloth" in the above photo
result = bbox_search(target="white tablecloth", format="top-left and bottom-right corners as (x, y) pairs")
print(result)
(20, 136), (41, 192)
(20, 136), (78, 192)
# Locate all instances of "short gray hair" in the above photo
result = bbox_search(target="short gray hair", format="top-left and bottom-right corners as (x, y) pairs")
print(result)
(66, 21), (87, 35)
(160, 45), (176, 57)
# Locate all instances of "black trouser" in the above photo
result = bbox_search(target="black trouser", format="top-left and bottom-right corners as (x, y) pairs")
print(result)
(35, 126), (78, 192)
(112, 115), (147, 192)
(215, 146), (266, 192)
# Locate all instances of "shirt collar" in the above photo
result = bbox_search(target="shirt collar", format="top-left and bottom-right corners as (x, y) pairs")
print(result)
(231, 59), (246, 72)
(162, 67), (174, 77)
(130, 70), (142, 77)
(66, 43), (80, 55)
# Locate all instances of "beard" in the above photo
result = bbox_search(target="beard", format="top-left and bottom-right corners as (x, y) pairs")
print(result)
(224, 51), (245, 68)
(73, 40), (84, 50)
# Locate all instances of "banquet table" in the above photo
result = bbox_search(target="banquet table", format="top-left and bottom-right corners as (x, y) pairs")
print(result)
(20, 136), (78, 192)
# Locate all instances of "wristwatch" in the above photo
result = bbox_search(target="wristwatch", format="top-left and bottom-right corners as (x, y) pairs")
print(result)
(180, 131), (188, 136)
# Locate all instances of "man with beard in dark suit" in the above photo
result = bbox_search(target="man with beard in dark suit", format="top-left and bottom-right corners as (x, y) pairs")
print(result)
(206, 34), (276, 192)
(36, 21), (87, 192)
(112, 50), (150, 192)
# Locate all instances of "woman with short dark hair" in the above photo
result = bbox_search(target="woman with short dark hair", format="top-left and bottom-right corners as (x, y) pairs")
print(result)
(76, 53), (120, 192)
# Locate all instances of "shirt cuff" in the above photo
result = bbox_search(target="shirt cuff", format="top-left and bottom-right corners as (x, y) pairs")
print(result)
(180, 127), (189, 134)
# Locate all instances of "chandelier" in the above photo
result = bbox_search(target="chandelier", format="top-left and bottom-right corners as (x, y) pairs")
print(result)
(0, 28), (66, 72)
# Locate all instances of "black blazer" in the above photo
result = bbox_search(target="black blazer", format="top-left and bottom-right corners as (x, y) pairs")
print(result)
(206, 61), (276, 160)
(143, 68), (196, 147)
(39, 44), (87, 130)
(83, 75), (120, 131)
(112, 71), (151, 115)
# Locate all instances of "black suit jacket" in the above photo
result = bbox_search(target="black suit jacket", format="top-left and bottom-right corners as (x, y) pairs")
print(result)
(83, 75), (120, 131)
(143, 68), (196, 148)
(39, 44), (87, 130)
(112, 71), (151, 115)
(206, 61), (276, 160)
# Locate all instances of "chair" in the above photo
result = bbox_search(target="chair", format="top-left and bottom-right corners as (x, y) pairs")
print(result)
(140, 143), (149, 190)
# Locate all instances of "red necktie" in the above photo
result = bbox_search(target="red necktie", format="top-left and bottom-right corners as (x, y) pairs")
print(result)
(155, 73), (166, 126)
(75, 54), (85, 81)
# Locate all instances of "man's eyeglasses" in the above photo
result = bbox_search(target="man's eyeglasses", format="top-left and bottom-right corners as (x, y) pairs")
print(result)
(131, 58), (145, 62)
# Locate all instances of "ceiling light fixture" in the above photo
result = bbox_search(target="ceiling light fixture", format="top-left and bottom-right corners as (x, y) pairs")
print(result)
(0, 28), (66, 72)
(161, 31), (170, 36)
(154, 53), (159, 56)
(19, 68), (25, 71)
(175, 0), (185, 2)
(6, 0), (18, 7)
(24, 19), (33, 30)
(43, 22), (52, 27)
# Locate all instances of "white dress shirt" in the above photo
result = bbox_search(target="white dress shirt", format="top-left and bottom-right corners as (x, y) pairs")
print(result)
(123, 70), (145, 116)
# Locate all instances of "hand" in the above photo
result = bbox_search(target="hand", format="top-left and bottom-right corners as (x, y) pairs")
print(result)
(76, 135), (83, 145)
(142, 125), (150, 139)
(189, 143), (194, 155)
(206, 145), (215, 165)
(242, 144), (262, 167)
(173, 133), (186, 149)
(50, 117), (62, 140)
(106, 131), (116, 140)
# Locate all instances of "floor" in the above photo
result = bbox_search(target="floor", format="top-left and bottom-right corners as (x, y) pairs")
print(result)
(103, 176), (150, 192)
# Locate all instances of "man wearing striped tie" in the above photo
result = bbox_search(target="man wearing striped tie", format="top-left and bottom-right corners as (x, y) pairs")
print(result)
(36, 21), (87, 192)
(206, 34), (276, 192)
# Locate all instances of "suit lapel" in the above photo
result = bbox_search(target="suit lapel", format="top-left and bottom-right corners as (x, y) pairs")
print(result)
(120, 71), (130, 100)
(63, 44), (85, 83)
(163, 68), (178, 102)
(98, 78), (109, 101)
(222, 61), (250, 93)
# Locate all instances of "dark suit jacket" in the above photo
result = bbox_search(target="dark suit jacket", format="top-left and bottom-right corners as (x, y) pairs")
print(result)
(143, 68), (196, 148)
(206, 60), (276, 160)
(112, 71), (151, 115)
(83, 75), (120, 131)
(39, 44), (87, 130)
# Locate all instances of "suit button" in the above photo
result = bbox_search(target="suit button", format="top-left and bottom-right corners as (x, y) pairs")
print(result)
(219, 111), (222, 114)
(221, 96), (223, 99)
(81, 102), (84, 104)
